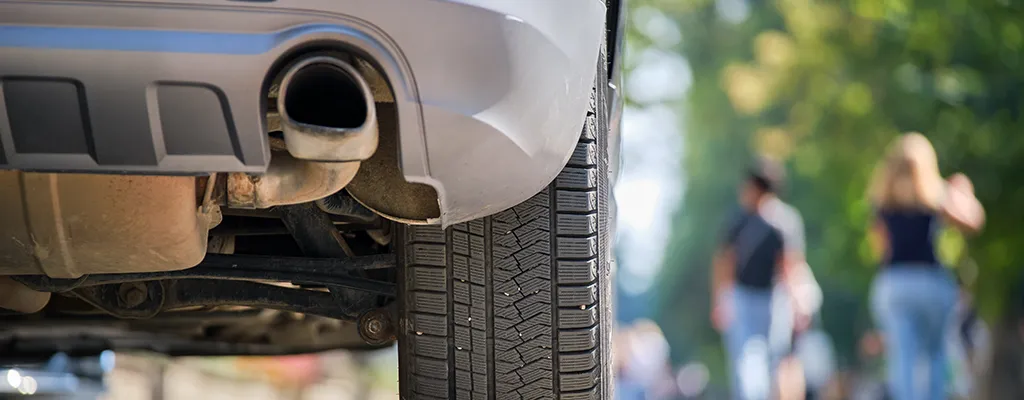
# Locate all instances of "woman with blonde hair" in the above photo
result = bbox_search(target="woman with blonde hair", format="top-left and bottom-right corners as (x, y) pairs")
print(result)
(868, 132), (985, 400)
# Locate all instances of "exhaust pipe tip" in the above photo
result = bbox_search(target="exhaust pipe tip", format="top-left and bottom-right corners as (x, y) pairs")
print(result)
(277, 55), (378, 162)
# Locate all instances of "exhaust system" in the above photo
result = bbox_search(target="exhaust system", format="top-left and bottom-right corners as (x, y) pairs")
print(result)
(228, 54), (379, 209)
(277, 55), (379, 162)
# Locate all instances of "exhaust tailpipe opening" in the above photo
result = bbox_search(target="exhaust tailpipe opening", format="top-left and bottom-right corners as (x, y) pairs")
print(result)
(277, 55), (378, 162)
(282, 62), (369, 129)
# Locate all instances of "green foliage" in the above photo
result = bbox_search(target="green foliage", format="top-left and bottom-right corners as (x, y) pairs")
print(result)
(627, 0), (1024, 375)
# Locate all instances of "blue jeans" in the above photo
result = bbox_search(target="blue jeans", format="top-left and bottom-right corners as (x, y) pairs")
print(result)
(725, 285), (774, 400)
(871, 266), (957, 400)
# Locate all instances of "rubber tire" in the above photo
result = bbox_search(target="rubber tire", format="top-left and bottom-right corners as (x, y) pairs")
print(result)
(396, 51), (613, 399)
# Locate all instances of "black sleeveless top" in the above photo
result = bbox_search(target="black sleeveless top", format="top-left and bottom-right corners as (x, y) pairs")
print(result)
(877, 208), (940, 267)
(723, 210), (784, 289)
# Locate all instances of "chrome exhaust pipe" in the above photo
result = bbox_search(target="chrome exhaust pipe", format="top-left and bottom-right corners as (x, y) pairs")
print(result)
(226, 54), (379, 209)
(277, 55), (378, 162)
(227, 152), (361, 209)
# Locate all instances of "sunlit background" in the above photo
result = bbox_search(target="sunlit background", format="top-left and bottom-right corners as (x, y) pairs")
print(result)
(615, 0), (1024, 397)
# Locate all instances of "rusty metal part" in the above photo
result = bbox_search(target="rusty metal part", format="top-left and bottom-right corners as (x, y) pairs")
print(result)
(0, 172), (215, 278)
(226, 151), (360, 209)
(201, 173), (219, 211)
(0, 276), (50, 313)
(357, 308), (394, 345)
(118, 282), (149, 308)
(73, 281), (166, 319)
(346, 104), (441, 223)
(278, 54), (378, 162)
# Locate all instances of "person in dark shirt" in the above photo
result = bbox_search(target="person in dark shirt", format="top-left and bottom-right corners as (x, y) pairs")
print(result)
(867, 132), (985, 400)
(711, 157), (811, 400)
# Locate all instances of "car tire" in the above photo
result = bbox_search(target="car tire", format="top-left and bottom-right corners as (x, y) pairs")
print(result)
(396, 44), (613, 400)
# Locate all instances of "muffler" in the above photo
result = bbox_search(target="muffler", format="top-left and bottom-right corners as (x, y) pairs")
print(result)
(228, 54), (379, 209)
(277, 54), (378, 162)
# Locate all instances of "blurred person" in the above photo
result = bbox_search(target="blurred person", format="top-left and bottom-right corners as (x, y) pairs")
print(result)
(711, 157), (813, 400)
(867, 132), (985, 400)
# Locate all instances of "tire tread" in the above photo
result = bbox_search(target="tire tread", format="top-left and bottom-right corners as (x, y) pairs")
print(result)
(399, 63), (608, 400)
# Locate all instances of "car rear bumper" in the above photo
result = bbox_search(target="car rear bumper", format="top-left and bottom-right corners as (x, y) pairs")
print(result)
(0, 0), (605, 226)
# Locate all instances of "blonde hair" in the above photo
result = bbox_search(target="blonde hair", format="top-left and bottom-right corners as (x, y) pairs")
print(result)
(869, 132), (945, 210)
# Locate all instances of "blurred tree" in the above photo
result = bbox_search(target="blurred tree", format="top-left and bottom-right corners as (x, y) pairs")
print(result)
(624, 0), (1024, 381)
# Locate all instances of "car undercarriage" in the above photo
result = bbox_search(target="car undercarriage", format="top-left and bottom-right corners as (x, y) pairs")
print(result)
(0, 48), (415, 355)
(1, 200), (401, 356)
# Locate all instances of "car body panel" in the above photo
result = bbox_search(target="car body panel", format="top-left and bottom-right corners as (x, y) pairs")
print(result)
(0, 0), (605, 226)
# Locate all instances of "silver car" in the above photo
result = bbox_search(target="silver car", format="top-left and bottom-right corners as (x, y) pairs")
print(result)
(0, 1), (624, 398)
